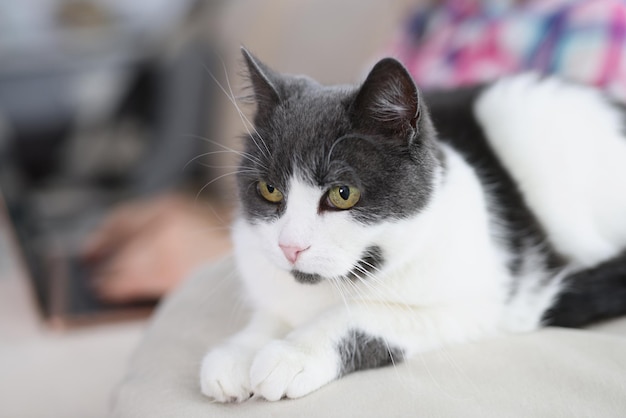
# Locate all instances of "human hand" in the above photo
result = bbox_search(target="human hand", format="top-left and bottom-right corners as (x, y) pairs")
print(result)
(83, 194), (232, 302)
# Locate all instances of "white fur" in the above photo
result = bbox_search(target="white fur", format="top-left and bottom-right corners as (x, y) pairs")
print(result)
(475, 74), (626, 267)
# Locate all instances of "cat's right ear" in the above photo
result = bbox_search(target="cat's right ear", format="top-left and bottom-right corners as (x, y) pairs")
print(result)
(241, 47), (282, 115)
(351, 58), (421, 142)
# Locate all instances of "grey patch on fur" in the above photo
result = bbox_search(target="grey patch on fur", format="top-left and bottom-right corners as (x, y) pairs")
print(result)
(337, 329), (404, 376)
(291, 246), (384, 285)
(345, 245), (384, 281)
(291, 270), (323, 284)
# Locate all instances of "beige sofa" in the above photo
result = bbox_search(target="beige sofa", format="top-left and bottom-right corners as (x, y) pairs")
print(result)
(111, 256), (626, 417)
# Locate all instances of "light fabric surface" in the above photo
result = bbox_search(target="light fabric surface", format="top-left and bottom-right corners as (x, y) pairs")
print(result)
(111, 256), (626, 417)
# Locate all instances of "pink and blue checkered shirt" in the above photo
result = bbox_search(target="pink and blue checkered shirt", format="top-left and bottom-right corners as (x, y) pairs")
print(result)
(387, 0), (626, 100)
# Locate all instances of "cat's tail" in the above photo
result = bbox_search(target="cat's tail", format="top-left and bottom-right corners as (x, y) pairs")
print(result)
(543, 252), (626, 327)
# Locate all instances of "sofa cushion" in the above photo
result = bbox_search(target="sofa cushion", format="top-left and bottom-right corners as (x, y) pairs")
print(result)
(111, 256), (626, 417)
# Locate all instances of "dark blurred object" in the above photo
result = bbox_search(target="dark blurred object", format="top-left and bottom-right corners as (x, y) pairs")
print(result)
(0, 0), (222, 326)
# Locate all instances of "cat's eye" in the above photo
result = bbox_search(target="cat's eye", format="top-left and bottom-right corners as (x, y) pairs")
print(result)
(327, 185), (361, 210)
(257, 181), (284, 203)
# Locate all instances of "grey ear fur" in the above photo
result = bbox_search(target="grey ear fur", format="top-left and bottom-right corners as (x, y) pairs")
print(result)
(351, 58), (421, 139)
(240, 46), (282, 106)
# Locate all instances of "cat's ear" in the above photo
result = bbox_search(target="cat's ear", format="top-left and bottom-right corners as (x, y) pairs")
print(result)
(241, 47), (282, 113)
(351, 58), (421, 141)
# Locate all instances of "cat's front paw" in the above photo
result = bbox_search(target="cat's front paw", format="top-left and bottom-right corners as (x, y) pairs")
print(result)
(250, 339), (339, 401)
(200, 345), (253, 403)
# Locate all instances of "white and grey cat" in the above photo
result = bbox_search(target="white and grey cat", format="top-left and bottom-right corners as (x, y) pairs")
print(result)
(200, 48), (626, 402)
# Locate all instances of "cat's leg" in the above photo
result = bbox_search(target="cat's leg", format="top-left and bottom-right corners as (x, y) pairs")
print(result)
(543, 250), (626, 327)
(200, 310), (290, 402)
(250, 302), (497, 401)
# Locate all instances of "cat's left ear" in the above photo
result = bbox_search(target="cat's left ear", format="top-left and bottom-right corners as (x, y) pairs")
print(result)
(241, 47), (282, 116)
(351, 58), (421, 141)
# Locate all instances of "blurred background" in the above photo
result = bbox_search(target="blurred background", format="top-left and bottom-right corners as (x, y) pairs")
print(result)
(0, 0), (416, 416)
(5, 0), (624, 415)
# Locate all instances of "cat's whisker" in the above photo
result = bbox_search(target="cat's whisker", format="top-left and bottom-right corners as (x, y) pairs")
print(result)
(203, 63), (270, 161)
(357, 259), (384, 274)
(191, 201), (235, 230)
(342, 274), (363, 300)
(351, 264), (397, 298)
(351, 265), (421, 326)
(328, 276), (353, 317)
(351, 273), (403, 316)
(218, 57), (272, 158)
(349, 268), (379, 294)
(183, 151), (218, 172)
(352, 280), (401, 322)
(335, 276), (361, 310)
(195, 170), (253, 202)
(352, 263), (391, 291)
(183, 150), (261, 172)
(348, 267), (401, 312)
(195, 163), (259, 172)
(183, 134), (266, 169)
(345, 275), (371, 307)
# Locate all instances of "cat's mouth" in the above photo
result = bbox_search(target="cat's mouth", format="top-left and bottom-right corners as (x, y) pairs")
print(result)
(290, 246), (384, 284)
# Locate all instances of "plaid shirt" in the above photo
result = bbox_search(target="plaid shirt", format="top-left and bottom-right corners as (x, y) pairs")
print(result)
(387, 0), (626, 100)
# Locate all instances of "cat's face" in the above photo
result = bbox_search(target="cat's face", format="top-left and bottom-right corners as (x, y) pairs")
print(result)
(236, 49), (441, 283)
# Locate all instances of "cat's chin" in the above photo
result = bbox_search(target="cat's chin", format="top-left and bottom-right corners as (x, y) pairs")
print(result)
(290, 245), (385, 285)
(290, 270), (324, 285)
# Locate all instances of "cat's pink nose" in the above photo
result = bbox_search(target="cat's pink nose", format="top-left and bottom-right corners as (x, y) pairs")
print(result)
(279, 244), (309, 264)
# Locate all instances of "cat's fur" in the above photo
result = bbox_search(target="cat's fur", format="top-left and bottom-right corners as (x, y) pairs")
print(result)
(200, 48), (626, 402)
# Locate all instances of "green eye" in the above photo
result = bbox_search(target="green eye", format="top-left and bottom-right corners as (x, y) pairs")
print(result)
(327, 185), (361, 209)
(258, 181), (284, 203)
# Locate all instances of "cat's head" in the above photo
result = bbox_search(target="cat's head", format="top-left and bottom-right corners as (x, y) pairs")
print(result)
(236, 48), (442, 284)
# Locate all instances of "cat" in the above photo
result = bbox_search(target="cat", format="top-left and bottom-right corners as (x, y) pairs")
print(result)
(200, 47), (626, 402)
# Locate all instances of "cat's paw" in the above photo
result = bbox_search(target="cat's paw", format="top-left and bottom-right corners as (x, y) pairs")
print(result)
(200, 345), (253, 403)
(250, 339), (339, 401)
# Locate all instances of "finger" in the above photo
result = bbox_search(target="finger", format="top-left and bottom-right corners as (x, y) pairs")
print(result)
(91, 257), (153, 303)
(91, 242), (166, 302)
(93, 275), (143, 303)
(83, 201), (154, 260)
(84, 194), (189, 259)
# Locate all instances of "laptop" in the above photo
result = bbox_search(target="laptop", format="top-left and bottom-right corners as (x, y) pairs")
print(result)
(0, 181), (156, 328)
